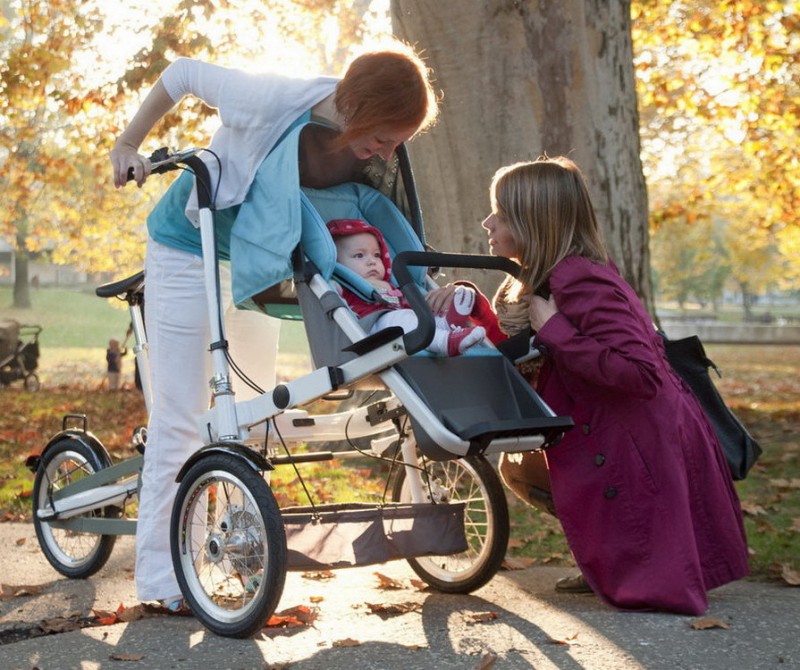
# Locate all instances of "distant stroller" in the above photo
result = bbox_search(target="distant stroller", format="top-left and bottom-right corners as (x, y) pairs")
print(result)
(0, 319), (42, 391)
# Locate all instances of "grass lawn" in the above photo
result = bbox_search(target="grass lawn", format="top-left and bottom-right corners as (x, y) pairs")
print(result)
(1, 285), (798, 583)
(0, 285), (313, 378)
(1, 286), (130, 348)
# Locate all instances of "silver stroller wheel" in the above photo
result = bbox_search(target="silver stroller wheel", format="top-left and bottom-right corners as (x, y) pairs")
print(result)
(171, 453), (287, 638)
(24, 373), (40, 392)
(393, 454), (509, 593)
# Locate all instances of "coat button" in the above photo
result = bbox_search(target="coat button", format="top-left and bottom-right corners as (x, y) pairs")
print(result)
(594, 453), (606, 466)
(604, 486), (617, 499)
(582, 424), (591, 435)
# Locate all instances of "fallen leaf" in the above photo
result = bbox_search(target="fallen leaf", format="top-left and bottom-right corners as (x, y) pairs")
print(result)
(109, 652), (145, 661)
(780, 564), (800, 586)
(754, 517), (777, 533)
(92, 608), (119, 626)
(39, 616), (82, 634)
(374, 572), (405, 590)
(332, 638), (361, 647)
(0, 583), (45, 600)
(309, 595), (324, 603)
(691, 617), (730, 630)
(265, 605), (318, 628)
(116, 603), (148, 623)
(547, 637), (569, 645)
(364, 601), (421, 616)
(467, 611), (498, 623)
(768, 478), (800, 489)
(409, 579), (428, 591)
(265, 614), (305, 628)
(474, 651), (497, 669)
(501, 556), (535, 570)
(15, 537), (26, 546)
(740, 502), (768, 516)
(542, 552), (569, 564)
(302, 570), (335, 581)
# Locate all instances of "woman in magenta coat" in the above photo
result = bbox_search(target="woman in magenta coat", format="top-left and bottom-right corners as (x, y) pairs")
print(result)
(476, 156), (749, 615)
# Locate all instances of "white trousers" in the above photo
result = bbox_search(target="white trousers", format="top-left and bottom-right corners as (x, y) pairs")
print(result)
(136, 239), (280, 601)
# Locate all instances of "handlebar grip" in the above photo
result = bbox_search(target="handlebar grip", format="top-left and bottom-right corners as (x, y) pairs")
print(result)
(125, 147), (183, 183)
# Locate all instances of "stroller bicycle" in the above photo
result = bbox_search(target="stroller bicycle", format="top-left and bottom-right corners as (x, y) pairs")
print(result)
(27, 144), (573, 638)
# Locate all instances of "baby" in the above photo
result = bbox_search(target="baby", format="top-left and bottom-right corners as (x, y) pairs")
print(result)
(106, 338), (124, 391)
(327, 218), (485, 356)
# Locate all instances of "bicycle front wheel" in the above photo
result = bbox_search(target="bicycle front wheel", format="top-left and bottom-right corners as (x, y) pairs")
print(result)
(171, 453), (287, 638)
(392, 455), (509, 593)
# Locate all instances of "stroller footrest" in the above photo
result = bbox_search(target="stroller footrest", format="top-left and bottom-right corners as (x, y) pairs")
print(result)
(443, 414), (574, 447)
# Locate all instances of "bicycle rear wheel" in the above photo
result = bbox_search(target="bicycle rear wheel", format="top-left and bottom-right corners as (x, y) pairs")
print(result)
(392, 454), (509, 593)
(171, 452), (287, 638)
(32, 437), (117, 578)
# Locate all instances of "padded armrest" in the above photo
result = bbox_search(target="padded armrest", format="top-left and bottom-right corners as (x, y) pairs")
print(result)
(342, 326), (405, 356)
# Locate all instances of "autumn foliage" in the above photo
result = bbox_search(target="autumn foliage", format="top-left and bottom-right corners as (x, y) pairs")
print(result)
(635, 1), (800, 301)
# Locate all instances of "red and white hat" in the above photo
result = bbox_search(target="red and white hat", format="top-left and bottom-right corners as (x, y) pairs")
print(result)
(326, 218), (393, 281)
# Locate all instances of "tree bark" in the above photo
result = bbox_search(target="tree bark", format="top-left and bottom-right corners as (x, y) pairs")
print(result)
(392, 0), (653, 313)
(13, 222), (31, 309)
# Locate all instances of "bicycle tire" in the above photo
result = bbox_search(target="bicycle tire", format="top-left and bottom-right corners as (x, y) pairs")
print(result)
(392, 454), (509, 593)
(171, 452), (287, 638)
(32, 437), (117, 578)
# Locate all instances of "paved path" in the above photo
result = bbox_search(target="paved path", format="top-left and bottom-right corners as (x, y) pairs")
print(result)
(1, 522), (798, 670)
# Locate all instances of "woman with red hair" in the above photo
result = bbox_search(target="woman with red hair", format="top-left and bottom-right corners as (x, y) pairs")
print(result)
(110, 43), (439, 613)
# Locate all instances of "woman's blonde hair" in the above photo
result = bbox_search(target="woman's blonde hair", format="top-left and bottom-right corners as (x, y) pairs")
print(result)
(334, 42), (439, 147)
(490, 156), (608, 298)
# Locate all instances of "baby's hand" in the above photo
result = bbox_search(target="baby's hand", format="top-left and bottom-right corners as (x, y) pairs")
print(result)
(425, 285), (457, 316)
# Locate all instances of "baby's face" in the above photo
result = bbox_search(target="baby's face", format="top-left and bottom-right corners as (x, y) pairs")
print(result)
(336, 232), (384, 280)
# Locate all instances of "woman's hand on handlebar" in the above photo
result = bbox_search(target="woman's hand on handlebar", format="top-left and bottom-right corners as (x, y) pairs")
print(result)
(111, 142), (152, 188)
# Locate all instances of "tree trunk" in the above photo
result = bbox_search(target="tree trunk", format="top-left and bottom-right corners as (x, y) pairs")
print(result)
(13, 223), (31, 309)
(392, 0), (653, 313)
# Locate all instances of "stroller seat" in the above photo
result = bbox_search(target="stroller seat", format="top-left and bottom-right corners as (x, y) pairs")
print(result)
(285, 182), (574, 459)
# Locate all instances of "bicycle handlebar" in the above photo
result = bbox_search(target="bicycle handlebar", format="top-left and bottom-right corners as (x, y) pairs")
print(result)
(126, 147), (201, 182)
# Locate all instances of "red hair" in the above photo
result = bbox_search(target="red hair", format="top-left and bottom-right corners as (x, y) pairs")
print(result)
(334, 44), (439, 147)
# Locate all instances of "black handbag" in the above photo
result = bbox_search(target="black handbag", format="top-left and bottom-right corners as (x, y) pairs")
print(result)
(662, 334), (762, 480)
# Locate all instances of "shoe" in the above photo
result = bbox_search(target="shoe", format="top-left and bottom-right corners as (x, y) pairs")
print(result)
(447, 326), (486, 356)
(159, 596), (190, 614)
(445, 286), (476, 328)
(555, 573), (593, 594)
(245, 573), (262, 593)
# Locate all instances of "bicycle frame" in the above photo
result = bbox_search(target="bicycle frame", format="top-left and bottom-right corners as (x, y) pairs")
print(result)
(29, 146), (571, 638)
(32, 151), (429, 531)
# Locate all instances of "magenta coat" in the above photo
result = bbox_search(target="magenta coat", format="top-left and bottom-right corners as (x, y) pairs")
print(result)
(533, 256), (749, 615)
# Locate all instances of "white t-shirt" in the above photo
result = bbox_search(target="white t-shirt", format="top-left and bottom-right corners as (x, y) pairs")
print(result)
(160, 58), (338, 223)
